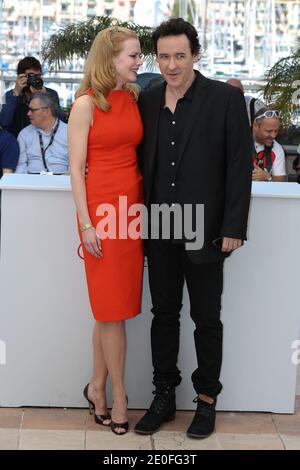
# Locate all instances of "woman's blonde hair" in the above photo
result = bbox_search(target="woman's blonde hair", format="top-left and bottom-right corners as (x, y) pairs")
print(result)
(76, 26), (140, 111)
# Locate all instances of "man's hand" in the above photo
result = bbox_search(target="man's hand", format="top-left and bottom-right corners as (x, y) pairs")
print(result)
(12, 74), (28, 96)
(222, 237), (242, 252)
(252, 162), (271, 181)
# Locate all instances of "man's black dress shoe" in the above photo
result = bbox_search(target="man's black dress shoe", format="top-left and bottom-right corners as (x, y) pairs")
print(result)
(186, 396), (216, 439)
(134, 385), (176, 435)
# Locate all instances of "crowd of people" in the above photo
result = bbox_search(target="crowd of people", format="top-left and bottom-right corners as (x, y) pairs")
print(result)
(0, 54), (299, 181)
(0, 56), (68, 177)
(1, 18), (299, 440)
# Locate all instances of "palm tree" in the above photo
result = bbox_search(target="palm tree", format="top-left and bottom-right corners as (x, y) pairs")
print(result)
(262, 45), (300, 128)
(172, 0), (196, 24)
(42, 16), (155, 70)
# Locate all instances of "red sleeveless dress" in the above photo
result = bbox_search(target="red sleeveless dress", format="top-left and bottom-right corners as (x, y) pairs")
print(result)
(79, 89), (144, 321)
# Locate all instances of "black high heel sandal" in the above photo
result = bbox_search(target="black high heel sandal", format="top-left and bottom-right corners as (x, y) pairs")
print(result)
(110, 395), (129, 435)
(111, 420), (129, 435)
(83, 383), (111, 426)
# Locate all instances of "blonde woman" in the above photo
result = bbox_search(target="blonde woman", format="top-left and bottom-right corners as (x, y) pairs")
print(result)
(68, 27), (143, 435)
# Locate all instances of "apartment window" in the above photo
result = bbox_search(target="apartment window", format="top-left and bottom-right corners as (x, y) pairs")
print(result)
(43, 17), (53, 33)
(61, 2), (69, 12)
(28, 18), (37, 29)
(130, 0), (136, 17)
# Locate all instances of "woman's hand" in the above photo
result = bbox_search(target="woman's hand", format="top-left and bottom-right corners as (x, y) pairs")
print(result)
(82, 227), (103, 259)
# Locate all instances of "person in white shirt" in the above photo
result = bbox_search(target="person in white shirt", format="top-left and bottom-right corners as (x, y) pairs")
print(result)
(252, 108), (286, 182)
(16, 93), (69, 174)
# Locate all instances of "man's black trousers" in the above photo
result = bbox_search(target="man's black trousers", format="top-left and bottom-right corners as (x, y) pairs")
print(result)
(147, 239), (224, 398)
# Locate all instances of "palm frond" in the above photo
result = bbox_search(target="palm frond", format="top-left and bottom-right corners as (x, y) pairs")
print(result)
(42, 16), (155, 70)
(261, 48), (300, 127)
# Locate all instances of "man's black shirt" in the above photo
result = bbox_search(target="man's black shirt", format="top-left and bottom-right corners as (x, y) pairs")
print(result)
(151, 71), (199, 205)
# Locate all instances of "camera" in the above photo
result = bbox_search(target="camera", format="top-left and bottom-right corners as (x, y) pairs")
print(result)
(27, 73), (43, 90)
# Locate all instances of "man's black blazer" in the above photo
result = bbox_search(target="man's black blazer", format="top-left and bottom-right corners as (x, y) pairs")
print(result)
(138, 71), (253, 264)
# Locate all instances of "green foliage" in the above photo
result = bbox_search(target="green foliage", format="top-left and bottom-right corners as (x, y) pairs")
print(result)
(262, 45), (300, 127)
(172, 0), (196, 24)
(42, 16), (156, 70)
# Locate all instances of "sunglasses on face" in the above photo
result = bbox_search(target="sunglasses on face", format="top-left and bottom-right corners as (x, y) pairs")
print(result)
(28, 106), (49, 113)
(255, 110), (280, 120)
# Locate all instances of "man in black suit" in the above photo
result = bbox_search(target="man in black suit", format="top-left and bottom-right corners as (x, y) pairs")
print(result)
(134, 18), (252, 439)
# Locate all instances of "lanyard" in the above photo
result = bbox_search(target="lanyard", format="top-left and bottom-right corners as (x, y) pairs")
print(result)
(253, 143), (273, 172)
(38, 120), (59, 172)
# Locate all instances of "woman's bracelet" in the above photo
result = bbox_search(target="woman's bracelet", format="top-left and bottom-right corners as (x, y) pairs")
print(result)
(80, 223), (94, 232)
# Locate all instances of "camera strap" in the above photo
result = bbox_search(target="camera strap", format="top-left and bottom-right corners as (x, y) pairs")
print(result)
(38, 120), (60, 172)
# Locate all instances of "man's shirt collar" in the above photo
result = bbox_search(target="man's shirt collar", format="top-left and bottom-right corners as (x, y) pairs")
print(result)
(162, 69), (199, 108)
(35, 118), (58, 135)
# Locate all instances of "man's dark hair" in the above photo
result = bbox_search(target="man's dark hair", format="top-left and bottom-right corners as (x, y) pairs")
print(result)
(17, 57), (42, 75)
(152, 18), (201, 56)
(29, 93), (59, 118)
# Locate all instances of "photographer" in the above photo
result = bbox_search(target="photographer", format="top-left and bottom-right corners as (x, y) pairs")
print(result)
(0, 56), (65, 137)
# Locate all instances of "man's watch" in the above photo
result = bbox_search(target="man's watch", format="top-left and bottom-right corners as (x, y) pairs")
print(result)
(265, 170), (272, 181)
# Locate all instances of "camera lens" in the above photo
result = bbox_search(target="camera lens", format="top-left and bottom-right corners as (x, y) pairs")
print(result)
(27, 73), (43, 90)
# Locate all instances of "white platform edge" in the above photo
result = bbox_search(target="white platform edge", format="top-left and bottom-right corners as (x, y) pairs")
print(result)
(1, 175), (300, 199)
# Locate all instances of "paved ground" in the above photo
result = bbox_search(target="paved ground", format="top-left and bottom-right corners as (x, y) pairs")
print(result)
(0, 398), (299, 450)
